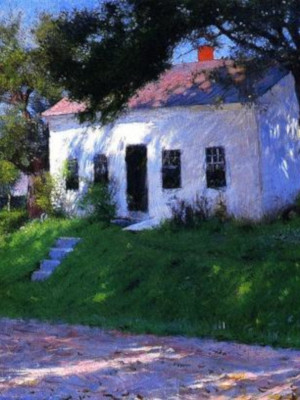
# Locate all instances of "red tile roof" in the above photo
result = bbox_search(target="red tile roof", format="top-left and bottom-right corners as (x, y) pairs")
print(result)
(42, 60), (287, 116)
(128, 60), (231, 109)
(42, 97), (86, 117)
(42, 60), (229, 117)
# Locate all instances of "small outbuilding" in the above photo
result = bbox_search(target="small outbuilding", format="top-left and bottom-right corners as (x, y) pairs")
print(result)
(43, 49), (300, 224)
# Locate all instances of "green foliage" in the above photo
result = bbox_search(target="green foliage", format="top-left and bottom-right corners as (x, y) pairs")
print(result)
(35, 1), (300, 122)
(0, 16), (35, 95)
(0, 16), (61, 175)
(32, 173), (54, 215)
(31, 172), (72, 217)
(0, 160), (20, 211)
(0, 15), (61, 101)
(0, 209), (28, 235)
(35, 2), (214, 122)
(80, 182), (116, 223)
(0, 160), (19, 189)
(61, 159), (71, 180)
(0, 107), (46, 173)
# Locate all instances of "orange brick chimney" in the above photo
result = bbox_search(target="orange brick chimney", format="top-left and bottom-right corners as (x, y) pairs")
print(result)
(198, 46), (214, 62)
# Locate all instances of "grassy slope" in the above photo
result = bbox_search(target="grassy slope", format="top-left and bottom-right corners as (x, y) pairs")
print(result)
(1, 217), (300, 347)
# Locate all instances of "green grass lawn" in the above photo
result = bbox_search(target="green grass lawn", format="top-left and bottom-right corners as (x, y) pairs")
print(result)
(1, 215), (300, 347)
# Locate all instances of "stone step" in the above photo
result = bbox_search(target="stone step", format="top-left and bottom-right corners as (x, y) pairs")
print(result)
(111, 218), (140, 228)
(55, 237), (81, 248)
(31, 236), (81, 282)
(49, 247), (73, 260)
(123, 217), (160, 232)
(40, 259), (61, 272)
(31, 270), (52, 282)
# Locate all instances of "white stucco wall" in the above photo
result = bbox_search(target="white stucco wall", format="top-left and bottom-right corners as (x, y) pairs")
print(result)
(48, 102), (263, 221)
(256, 73), (300, 215)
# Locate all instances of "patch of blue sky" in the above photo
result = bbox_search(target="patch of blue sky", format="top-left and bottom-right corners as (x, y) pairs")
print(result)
(0, 0), (99, 27)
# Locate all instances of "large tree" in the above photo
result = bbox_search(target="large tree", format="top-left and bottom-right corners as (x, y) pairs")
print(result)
(0, 16), (61, 215)
(0, 16), (60, 174)
(35, 1), (215, 122)
(35, 0), (300, 122)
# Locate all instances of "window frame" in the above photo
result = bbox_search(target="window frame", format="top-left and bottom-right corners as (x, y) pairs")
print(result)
(205, 146), (226, 189)
(93, 154), (109, 184)
(162, 149), (181, 189)
(65, 158), (79, 191)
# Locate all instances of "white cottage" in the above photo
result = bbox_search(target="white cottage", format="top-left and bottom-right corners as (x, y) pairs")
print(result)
(43, 50), (300, 225)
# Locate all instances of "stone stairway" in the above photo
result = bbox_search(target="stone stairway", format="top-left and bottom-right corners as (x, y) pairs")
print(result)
(31, 237), (81, 282)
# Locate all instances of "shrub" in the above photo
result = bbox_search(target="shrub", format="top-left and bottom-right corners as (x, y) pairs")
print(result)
(0, 160), (20, 211)
(32, 172), (71, 217)
(80, 182), (116, 224)
(169, 196), (210, 228)
(32, 172), (55, 215)
(0, 209), (28, 235)
(169, 195), (230, 228)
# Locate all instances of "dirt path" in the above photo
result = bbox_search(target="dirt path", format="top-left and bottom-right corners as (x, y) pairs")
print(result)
(0, 319), (300, 399)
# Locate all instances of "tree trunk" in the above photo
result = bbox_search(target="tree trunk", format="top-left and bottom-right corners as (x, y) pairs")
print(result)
(7, 192), (11, 212)
(18, 89), (44, 218)
(27, 173), (43, 219)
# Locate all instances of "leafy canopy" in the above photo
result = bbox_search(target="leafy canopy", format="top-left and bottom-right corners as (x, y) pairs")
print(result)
(0, 160), (19, 189)
(0, 107), (46, 173)
(36, 0), (300, 122)
(0, 16), (61, 174)
(35, 1), (214, 122)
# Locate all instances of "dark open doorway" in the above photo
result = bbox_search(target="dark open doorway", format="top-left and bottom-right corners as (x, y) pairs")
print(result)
(126, 145), (148, 212)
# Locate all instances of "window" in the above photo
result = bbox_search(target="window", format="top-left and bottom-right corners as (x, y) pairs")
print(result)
(66, 159), (79, 190)
(94, 154), (108, 184)
(206, 147), (226, 188)
(162, 150), (181, 189)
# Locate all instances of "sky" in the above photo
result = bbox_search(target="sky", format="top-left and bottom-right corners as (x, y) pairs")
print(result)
(0, 0), (227, 63)
(0, 0), (99, 23)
